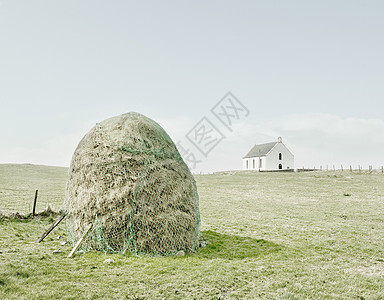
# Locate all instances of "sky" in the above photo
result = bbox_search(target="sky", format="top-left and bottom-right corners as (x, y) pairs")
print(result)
(0, 0), (383, 173)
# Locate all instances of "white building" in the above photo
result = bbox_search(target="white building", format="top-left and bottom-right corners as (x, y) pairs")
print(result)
(242, 137), (294, 171)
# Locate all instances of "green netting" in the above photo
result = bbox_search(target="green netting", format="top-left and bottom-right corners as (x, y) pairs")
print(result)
(64, 112), (200, 256)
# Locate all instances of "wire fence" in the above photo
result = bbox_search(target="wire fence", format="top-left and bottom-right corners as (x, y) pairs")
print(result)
(0, 164), (68, 217)
(297, 165), (384, 173)
(0, 189), (64, 216)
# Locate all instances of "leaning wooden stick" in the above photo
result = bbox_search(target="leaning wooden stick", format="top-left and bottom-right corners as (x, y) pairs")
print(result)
(67, 223), (93, 258)
(37, 214), (66, 243)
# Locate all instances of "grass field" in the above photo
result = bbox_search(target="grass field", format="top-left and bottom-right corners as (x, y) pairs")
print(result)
(1, 164), (384, 299)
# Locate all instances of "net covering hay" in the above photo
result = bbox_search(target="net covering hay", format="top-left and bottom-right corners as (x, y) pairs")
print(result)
(64, 112), (200, 255)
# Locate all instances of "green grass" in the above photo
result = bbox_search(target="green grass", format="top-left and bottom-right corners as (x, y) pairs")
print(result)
(1, 164), (384, 299)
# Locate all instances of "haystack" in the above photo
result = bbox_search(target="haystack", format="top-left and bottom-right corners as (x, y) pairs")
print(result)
(64, 112), (200, 255)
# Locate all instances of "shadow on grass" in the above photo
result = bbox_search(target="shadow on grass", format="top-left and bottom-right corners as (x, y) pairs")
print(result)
(196, 230), (281, 260)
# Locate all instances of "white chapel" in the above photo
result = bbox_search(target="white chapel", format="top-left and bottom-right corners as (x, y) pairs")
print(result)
(242, 137), (294, 171)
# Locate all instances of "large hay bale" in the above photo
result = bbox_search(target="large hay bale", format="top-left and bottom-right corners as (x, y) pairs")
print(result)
(64, 112), (200, 255)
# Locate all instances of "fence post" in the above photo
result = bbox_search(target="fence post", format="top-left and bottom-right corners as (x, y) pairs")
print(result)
(32, 190), (38, 216)
(381, 166), (383, 174)
(333, 165), (335, 171)
(350, 165), (352, 172)
(341, 165), (343, 171)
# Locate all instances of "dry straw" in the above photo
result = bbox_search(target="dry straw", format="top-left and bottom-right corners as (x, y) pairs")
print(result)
(64, 112), (200, 255)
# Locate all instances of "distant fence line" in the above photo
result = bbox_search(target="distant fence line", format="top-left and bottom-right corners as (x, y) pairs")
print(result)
(298, 165), (384, 173)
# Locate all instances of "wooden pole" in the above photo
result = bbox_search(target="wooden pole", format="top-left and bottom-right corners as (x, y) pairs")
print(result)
(67, 223), (93, 258)
(350, 165), (352, 172)
(32, 190), (38, 216)
(341, 165), (343, 171)
(382, 166), (383, 174)
(37, 214), (66, 243)
(333, 165), (335, 171)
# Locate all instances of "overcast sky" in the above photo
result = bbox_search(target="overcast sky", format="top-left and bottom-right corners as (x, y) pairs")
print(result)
(1, 1), (383, 172)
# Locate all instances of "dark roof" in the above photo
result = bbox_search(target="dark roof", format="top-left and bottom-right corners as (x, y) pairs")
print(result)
(243, 142), (277, 158)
